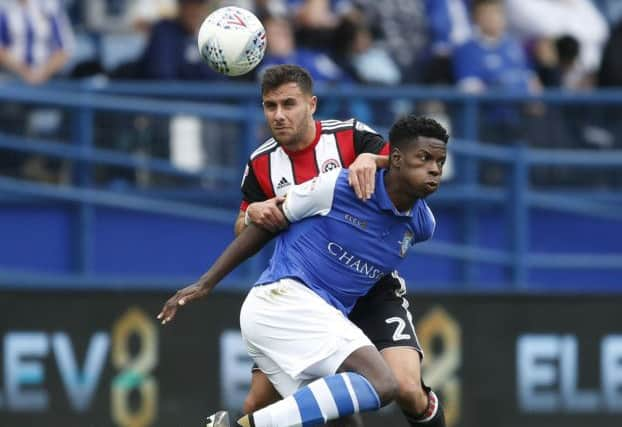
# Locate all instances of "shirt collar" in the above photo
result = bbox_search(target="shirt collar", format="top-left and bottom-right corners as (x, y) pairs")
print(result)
(375, 170), (414, 217)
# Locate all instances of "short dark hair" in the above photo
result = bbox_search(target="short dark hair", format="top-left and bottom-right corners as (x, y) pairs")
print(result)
(261, 64), (313, 96)
(556, 35), (580, 66)
(389, 115), (449, 151)
(472, 0), (501, 12)
(473, 0), (501, 6)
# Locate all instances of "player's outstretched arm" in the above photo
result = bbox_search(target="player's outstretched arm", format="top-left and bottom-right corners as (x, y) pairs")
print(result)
(157, 224), (276, 325)
(349, 153), (389, 200)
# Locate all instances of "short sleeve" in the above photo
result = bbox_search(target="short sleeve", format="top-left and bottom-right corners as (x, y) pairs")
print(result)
(240, 161), (268, 210)
(282, 168), (341, 222)
(353, 120), (386, 155)
(414, 201), (436, 243)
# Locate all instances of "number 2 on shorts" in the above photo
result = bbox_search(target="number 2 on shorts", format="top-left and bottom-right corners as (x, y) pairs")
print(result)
(385, 317), (412, 341)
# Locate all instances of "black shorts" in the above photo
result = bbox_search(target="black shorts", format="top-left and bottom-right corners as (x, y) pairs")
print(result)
(348, 272), (423, 356)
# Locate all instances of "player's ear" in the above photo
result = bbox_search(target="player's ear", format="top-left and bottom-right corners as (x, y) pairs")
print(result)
(309, 95), (317, 114)
(389, 146), (402, 169)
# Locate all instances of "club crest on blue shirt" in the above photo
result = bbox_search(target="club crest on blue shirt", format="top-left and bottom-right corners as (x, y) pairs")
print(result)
(399, 230), (414, 258)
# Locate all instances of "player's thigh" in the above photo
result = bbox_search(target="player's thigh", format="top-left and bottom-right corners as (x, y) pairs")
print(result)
(244, 369), (281, 413)
(242, 279), (373, 385)
(251, 349), (307, 398)
(349, 280), (423, 356)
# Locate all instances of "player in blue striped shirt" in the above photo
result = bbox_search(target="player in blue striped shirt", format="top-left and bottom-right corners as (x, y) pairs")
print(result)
(159, 115), (448, 427)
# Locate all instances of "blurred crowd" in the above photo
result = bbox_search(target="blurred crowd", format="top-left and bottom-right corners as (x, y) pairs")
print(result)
(1, 0), (617, 89)
(0, 0), (621, 188)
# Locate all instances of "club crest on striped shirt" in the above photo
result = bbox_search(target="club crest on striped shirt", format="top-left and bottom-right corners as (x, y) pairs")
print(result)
(399, 230), (414, 258)
(321, 159), (340, 173)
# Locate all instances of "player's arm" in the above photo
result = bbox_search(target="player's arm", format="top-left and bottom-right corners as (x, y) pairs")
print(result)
(234, 209), (247, 236)
(235, 162), (288, 236)
(158, 171), (340, 324)
(235, 196), (288, 236)
(349, 120), (390, 200)
(158, 223), (276, 324)
(281, 168), (340, 222)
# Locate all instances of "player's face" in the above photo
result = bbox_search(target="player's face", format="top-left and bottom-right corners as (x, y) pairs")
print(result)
(392, 137), (446, 198)
(262, 83), (317, 150)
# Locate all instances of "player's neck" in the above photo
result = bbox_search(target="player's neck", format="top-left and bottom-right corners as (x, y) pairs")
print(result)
(384, 173), (418, 213)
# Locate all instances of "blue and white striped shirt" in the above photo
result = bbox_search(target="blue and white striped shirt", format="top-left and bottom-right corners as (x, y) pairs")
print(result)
(0, 0), (74, 67)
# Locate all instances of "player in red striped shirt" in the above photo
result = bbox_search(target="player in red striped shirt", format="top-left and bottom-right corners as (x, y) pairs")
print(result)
(235, 65), (445, 427)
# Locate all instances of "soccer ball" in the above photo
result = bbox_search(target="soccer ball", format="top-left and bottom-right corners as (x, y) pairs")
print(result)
(198, 6), (266, 77)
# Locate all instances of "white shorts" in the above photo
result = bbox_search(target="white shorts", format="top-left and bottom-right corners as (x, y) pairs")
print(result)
(239, 278), (373, 397)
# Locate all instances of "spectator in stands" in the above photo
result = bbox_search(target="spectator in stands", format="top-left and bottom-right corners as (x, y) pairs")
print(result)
(333, 11), (401, 86)
(0, 0), (74, 84)
(256, 14), (369, 120)
(553, 35), (586, 90)
(0, 0), (74, 182)
(287, 0), (352, 51)
(453, 0), (540, 95)
(504, 0), (609, 88)
(598, 18), (622, 87)
(138, 0), (224, 80)
(454, 0), (546, 183)
(82, 0), (176, 34)
(425, 0), (471, 60)
(531, 35), (585, 89)
(351, 0), (428, 83)
(422, 0), (471, 85)
(129, 0), (178, 33)
(530, 38), (561, 88)
(258, 14), (348, 84)
(331, 11), (402, 125)
(253, 0), (288, 18)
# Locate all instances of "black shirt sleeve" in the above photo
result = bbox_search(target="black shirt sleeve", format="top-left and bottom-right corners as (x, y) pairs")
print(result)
(353, 120), (386, 155)
(241, 161), (268, 205)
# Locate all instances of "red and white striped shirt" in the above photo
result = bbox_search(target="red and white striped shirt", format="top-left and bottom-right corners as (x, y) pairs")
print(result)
(240, 118), (389, 211)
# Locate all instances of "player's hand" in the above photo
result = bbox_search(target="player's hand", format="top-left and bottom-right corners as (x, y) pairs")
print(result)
(349, 153), (377, 200)
(157, 282), (209, 325)
(22, 68), (48, 85)
(246, 197), (287, 232)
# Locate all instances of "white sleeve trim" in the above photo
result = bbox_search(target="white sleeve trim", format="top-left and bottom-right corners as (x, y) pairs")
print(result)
(282, 168), (341, 223)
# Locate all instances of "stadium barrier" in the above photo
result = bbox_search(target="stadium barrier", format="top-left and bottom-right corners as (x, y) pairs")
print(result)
(0, 81), (621, 291)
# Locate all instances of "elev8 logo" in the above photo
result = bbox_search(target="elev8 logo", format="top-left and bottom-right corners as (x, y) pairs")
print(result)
(0, 307), (158, 427)
(517, 334), (622, 413)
